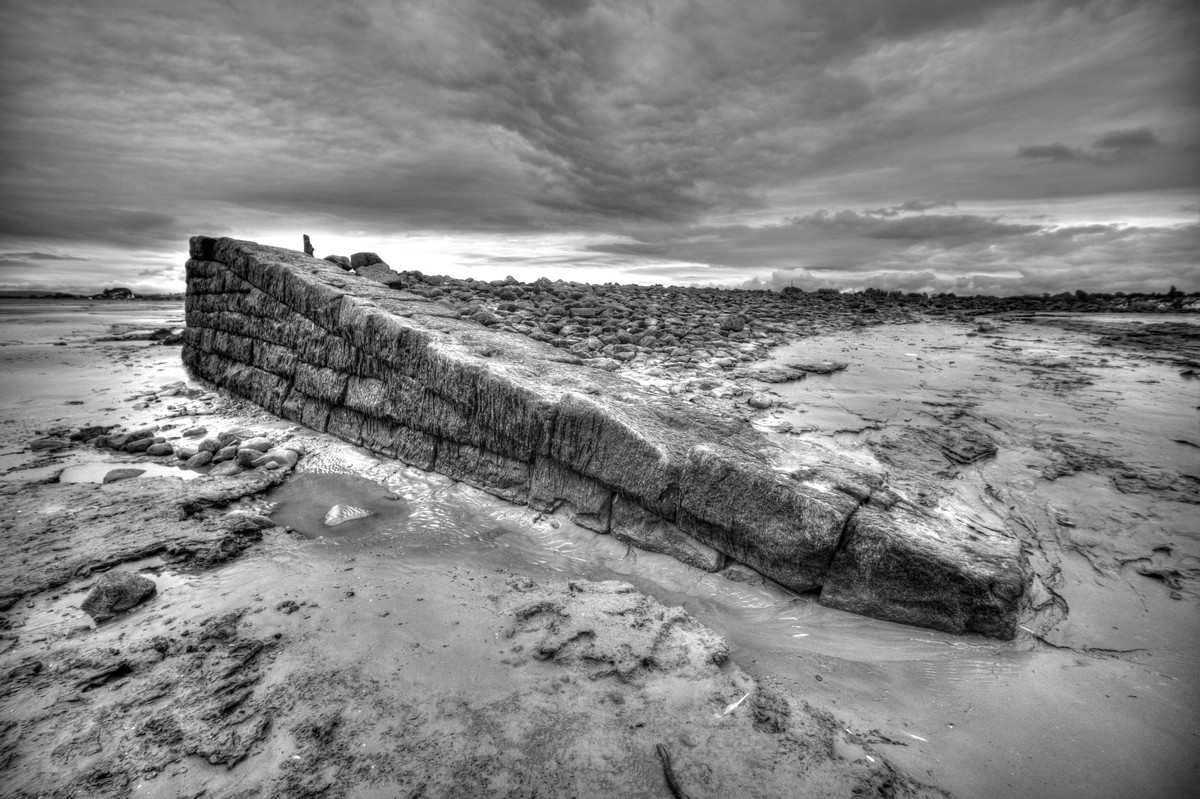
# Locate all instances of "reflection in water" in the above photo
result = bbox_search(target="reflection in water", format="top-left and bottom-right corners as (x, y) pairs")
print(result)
(58, 461), (204, 483)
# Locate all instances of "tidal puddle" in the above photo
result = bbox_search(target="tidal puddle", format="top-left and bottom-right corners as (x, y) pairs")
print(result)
(58, 460), (204, 482)
(266, 472), (412, 538)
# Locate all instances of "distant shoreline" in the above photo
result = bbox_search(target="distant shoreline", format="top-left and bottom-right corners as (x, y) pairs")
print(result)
(3, 286), (1195, 315)
(0, 292), (186, 301)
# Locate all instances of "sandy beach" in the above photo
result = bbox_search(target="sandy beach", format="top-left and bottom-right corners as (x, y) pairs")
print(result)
(0, 295), (1195, 798)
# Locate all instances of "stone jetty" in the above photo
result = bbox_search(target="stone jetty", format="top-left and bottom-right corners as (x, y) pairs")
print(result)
(182, 236), (1028, 638)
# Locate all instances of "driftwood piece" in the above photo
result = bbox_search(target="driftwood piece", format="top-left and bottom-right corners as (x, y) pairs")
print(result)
(655, 743), (690, 799)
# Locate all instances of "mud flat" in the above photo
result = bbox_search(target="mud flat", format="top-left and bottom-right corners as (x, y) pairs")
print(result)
(727, 315), (1199, 799)
(1, 283), (1196, 798)
(0, 301), (952, 797)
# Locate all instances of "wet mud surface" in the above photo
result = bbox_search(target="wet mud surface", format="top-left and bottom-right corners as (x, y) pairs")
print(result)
(1, 301), (951, 797)
(724, 313), (1199, 798)
(1, 301), (1196, 798)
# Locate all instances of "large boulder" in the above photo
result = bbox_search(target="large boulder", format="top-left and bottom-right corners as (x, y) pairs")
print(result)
(718, 314), (746, 332)
(323, 254), (352, 271)
(678, 444), (868, 592)
(81, 571), (156, 620)
(819, 501), (1028, 638)
(610, 495), (724, 572)
(349, 252), (384, 270)
(356, 260), (403, 284)
(529, 458), (612, 533)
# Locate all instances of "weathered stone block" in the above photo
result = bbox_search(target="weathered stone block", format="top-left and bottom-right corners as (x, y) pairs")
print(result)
(530, 458), (613, 533)
(678, 444), (859, 592)
(819, 502), (1028, 639)
(211, 331), (255, 363)
(251, 341), (298, 377)
(392, 425), (439, 471)
(189, 235), (217, 261)
(611, 495), (724, 572)
(281, 391), (332, 432)
(327, 407), (366, 446)
(294, 362), (348, 405)
(435, 441), (530, 504)
(301, 332), (357, 372)
(550, 393), (680, 521)
(343, 375), (390, 417)
(196, 352), (289, 415)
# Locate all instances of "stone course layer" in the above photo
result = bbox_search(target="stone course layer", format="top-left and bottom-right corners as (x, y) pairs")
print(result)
(182, 236), (1028, 638)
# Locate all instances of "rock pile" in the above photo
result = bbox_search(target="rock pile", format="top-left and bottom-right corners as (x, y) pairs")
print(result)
(312, 253), (917, 375)
(43, 423), (305, 479)
(169, 431), (304, 476)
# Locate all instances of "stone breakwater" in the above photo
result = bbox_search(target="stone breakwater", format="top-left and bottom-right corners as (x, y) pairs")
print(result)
(182, 236), (1028, 638)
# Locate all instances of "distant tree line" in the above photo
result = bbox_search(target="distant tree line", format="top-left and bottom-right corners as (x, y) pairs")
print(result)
(778, 284), (1197, 313)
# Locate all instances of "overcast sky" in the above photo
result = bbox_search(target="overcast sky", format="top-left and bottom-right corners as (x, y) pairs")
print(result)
(1, 0), (1196, 296)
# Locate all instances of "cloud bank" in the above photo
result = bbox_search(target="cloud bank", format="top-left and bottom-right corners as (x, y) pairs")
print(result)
(0, 0), (1196, 294)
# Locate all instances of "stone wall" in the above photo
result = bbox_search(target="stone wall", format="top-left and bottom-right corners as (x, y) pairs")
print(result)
(183, 236), (1029, 638)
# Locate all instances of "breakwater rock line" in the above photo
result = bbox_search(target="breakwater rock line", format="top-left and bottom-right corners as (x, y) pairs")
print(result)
(182, 236), (1028, 638)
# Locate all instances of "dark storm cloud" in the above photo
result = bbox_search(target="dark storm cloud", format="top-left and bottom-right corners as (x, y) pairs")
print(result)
(1017, 143), (1084, 163)
(589, 209), (1044, 270)
(1017, 127), (1174, 166)
(782, 210), (1039, 244)
(0, 205), (186, 249)
(1092, 127), (1161, 152)
(863, 214), (1039, 241)
(0, 252), (84, 262)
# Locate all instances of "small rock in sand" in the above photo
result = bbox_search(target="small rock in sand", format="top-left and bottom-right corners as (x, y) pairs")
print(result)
(787, 360), (849, 375)
(323, 504), (373, 526)
(720, 562), (766, 586)
(251, 447), (299, 470)
(236, 448), (263, 467)
(209, 460), (243, 477)
(184, 451), (213, 469)
(212, 445), (239, 463)
(240, 437), (274, 452)
(224, 510), (275, 533)
(81, 571), (156, 620)
(29, 437), (69, 452)
(747, 392), (774, 409)
(103, 468), (146, 484)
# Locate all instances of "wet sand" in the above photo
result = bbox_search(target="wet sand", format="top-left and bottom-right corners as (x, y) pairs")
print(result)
(719, 315), (1199, 798)
(1, 299), (1196, 797)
